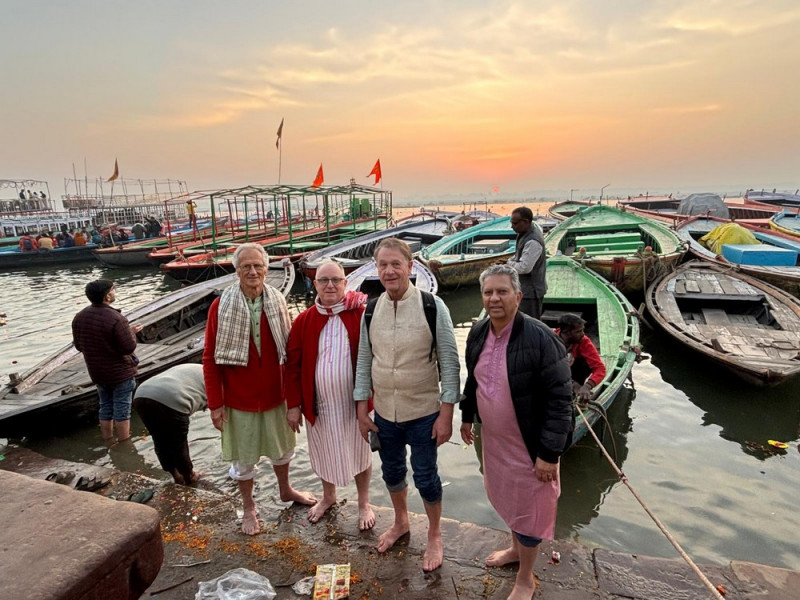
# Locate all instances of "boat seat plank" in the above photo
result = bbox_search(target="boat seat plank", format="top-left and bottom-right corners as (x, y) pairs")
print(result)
(675, 292), (764, 302)
(684, 280), (701, 293)
(702, 308), (730, 324)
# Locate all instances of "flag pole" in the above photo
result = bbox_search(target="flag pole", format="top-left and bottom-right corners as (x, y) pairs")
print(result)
(276, 118), (284, 185)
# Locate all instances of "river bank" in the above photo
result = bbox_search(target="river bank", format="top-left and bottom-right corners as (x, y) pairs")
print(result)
(3, 445), (797, 600)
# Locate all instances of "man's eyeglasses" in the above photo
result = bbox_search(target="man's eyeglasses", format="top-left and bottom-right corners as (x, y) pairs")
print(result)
(238, 264), (266, 272)
(316, 277), (345, 286)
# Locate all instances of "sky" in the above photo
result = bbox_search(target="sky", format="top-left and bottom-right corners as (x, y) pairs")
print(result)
(2, 0), (800, 204)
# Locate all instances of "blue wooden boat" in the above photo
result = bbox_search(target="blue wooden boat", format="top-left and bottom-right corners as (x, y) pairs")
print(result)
(0, 244), (100, 269)
(676, 216), (800, 298)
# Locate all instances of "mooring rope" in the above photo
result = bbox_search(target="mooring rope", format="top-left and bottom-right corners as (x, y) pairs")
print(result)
(574, 402), (725, 600)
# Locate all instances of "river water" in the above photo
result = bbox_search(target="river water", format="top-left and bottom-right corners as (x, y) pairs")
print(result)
(1, 220), (798, 573)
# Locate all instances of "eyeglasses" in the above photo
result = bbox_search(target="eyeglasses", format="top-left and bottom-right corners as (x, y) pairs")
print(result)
(315, 277), (345, 286)
(238, 264), (266, 272)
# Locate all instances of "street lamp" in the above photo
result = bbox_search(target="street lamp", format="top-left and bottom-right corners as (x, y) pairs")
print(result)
(570, 188), (577, 202)
(600, 184), (610, 202)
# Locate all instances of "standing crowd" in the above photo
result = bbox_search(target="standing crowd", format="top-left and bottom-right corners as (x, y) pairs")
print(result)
(71, 207), (605, 600)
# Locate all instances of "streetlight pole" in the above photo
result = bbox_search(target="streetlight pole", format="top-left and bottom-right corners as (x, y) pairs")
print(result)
(570, 188), (577, 202)
(600, 184), (610, 203)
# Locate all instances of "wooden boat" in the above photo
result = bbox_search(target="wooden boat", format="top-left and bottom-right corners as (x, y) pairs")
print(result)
(418, 217), (516, 287)
(0, 244), (101, 269)
(544, 205), (686, 295)
(547, 200), (596, 221)
(301, 217), (450, 279)
(161, 216), (388, 284)
(769, 210), (800, 239)
(646, 261), (800, 386)
(618, 193), (778, 227)
(676, 216), (800, 298)
(532, 214), (559, 232)
(743, 189), (800, 211)
(345, 258), (438, 297)
(539, 255), (640, 445)
(0, 263), (294, 435)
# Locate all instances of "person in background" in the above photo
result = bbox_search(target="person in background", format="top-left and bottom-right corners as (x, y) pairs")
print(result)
(133, 363), (207, 485)
(505, 207), (547, 319)
(461, 264), (573, 600)
(118, 228), (130, 242)
(131, 221), (145, 240)
(147, 216), (162, 237)
(19, 233), (38, 251)
(38, 232), (54, 250)
(73, 229), (87, 246)
(353, 238), (461, 572)
(203, 243), (316, 535)
(63, 230), (75, 248)
(554, 314), (606, 402)
(90, 228), (103, 245)
(72, 279), (143, 442)
(285, 259), (375, 530)
(186, 199), (198, 230)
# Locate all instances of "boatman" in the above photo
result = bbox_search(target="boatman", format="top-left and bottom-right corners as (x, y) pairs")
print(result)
(72, 279), (143, 442)
(133, 363), (207, 485)
(354, 237), (461, 572)
(461, 264), (573, 600)
(554, 314), (607, 402)
(202, 242), (316, 535)
(506, 206), (547, 319)
(186, 199), (198, 230)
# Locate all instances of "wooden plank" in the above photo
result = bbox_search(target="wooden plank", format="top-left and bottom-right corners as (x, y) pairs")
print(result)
(702, 308), (730, 324)
(684, 280), (701, 293)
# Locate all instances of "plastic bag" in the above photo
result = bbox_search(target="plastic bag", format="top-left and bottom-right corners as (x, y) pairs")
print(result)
(195, 568), (276, 600)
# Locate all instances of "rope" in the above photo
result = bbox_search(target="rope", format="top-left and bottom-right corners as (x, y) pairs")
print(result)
(574, 402), (725, 600)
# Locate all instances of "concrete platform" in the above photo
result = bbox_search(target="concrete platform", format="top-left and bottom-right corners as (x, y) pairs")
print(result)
(0, 468), (162, 600)
(2, 445), (799, 599)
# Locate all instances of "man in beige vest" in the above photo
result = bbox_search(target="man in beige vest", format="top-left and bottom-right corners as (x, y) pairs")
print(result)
(354, 238), (461, 572)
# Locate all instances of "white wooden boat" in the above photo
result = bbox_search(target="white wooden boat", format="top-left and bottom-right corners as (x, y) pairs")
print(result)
(345, 258), (438, 298)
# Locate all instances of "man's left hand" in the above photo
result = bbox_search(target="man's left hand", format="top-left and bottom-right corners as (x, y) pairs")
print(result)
(577, 383), (593, 402)
(534, 457), (558, 483)
(286, 407), (303, 433)
(431, 412), (453, 447)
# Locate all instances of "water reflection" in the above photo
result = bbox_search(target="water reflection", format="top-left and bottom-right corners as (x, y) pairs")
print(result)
(644, 330), (800, 459)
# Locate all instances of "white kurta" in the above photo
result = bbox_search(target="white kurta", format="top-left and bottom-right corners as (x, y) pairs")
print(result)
(308, 315), (371, 486)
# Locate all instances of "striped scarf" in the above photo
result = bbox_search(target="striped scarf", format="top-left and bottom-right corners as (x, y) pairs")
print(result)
(214, 284), (290, 366)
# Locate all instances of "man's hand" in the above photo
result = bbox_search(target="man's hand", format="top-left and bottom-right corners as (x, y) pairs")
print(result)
(534, 457), (558, 483)
(358, 415), (379, 443)
(460, 423), (474, 445)
(431, 405), (454, 447)
(573, 381), (593, 403)
(286, 407), (303, 433)
(210, 407), (227, 432)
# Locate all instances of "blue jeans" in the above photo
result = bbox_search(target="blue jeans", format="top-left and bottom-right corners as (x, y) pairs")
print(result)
(375, 411), (442, 504)
(97, 378), (136, 422)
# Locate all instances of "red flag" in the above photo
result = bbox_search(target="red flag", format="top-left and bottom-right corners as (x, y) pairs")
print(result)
(107, 159), (119, 182)
(275, 118), (284, 149)
(312, 164), (324, 188)
(367, 159), (382, 185)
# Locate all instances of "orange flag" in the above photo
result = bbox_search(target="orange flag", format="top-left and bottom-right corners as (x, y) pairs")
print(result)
(312, 164), (324, 188)
(107, 159), (119, 182)
(275, 118), (284, 149)
(367, 159), (382, 185)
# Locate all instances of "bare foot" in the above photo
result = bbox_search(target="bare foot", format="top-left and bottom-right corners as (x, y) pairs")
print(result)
(507, 579), (536, 599)
(308, 497), (336, 523)
(486, 546), (520, 567)
(280, 488), (317, 506)
(376, 523), (410, 553)
(358, 505), (376, 531)
(422, 533), (443, 572)
(188, 471), (201, 484)
(241, 508), (260, 535)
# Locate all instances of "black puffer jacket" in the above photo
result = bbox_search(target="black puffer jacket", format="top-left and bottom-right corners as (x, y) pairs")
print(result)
(72, 304), (138, 386)
(461, 311), (573, 464)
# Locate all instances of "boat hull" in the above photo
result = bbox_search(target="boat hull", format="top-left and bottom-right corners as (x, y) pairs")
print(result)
(421, 252), (514, 287)
(0, 245), (100, 269)
(646, 261), (800, 386)
(346, 259), (438, 297)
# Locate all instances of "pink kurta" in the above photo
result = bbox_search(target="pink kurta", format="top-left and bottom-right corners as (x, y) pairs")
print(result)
(307, 315), (371, 487)
(476, 321), (560, 539)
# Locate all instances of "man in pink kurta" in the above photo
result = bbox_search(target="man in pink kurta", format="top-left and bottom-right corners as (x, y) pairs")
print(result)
(461, 265), (573, 600)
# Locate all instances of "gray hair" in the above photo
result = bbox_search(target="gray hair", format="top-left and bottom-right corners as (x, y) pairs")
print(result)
(232, 243), (269, 269)
(479, 264), (522, 293)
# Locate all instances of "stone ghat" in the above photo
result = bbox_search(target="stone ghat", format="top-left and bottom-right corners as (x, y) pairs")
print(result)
(1, 446), (797, 599)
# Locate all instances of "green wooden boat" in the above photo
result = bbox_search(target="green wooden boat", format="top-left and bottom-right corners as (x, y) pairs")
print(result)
(545, 204), (686, 296)
(419, 216), (516, 287)
(541, 255), (640, 446)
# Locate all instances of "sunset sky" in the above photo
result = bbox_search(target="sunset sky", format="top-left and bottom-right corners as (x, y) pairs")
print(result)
(3, 1), (799, 203)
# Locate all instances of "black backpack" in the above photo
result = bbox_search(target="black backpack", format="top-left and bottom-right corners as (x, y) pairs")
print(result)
(364, 290), (437, 362)
(22, 237), (33, 251)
